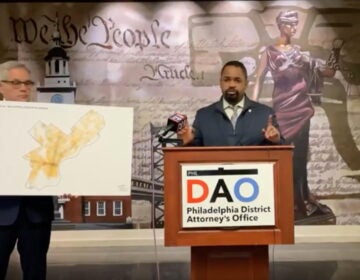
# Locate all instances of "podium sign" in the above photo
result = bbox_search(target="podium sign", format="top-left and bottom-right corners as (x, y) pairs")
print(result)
(181, 162), (275, 228)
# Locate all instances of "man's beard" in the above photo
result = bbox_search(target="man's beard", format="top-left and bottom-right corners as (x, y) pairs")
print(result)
(223, 90), (242, 105)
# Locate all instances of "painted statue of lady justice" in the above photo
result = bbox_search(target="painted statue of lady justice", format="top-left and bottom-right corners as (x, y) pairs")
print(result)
(252, 10), (343, 224)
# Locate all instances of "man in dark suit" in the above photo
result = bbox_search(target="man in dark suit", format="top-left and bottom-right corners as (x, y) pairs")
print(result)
(0, 61), (54, 280)
(178, 60), (283, 146)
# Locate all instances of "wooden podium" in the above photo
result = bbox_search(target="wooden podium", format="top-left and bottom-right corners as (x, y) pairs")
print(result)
(163, 146), (294, 280)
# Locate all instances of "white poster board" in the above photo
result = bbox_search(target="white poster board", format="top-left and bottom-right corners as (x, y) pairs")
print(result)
(0, 101), (133, 196)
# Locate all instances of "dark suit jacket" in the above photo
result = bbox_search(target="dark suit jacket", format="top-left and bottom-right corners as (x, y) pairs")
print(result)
(0, 196), (54, 226)
(191, 95), (285, 146)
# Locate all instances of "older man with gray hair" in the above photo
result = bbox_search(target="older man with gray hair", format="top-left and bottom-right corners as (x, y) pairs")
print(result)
(0, 60), (54, 280)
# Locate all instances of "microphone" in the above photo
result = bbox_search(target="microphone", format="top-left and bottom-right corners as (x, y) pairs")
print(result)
(158, 113), (187, 137)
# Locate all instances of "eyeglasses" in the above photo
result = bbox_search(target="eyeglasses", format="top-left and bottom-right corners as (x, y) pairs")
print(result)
(1, 80), (35, 88)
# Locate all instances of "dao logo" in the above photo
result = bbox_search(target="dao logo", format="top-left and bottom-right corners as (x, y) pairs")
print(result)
(186, 168), (259, 203)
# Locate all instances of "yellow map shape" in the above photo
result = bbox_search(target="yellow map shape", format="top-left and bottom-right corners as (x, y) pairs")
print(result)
(24, 110), (105, 189)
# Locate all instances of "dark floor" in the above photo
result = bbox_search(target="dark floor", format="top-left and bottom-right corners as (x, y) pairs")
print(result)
(6, 243), (360, 280)
(41, 261), (359, 280)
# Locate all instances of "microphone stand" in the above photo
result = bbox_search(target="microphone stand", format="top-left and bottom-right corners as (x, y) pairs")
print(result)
(157, 135), (183, 147)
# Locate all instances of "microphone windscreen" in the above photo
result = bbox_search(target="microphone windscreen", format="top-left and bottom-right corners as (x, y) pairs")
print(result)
(167, 113), (187, 132)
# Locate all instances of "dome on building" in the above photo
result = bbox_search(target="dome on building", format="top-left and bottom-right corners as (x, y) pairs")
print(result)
(45, 47), (69, 61)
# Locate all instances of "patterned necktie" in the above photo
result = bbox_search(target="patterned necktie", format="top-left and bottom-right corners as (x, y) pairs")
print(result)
(230, 106), (239, 128)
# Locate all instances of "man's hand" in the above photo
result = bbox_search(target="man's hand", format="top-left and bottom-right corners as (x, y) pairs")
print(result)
(262, 115), (281, 144)
(177, 118), (194, 145)
(59, 194), (79, 199)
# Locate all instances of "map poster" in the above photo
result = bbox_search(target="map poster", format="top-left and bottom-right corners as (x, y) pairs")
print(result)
(0, 101), (133, 196)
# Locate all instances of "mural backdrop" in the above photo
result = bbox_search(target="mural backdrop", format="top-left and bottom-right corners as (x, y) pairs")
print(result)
(0, 1), (359, 226)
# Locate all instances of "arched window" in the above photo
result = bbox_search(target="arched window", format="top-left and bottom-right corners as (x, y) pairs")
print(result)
(55, 59), (59, 73)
